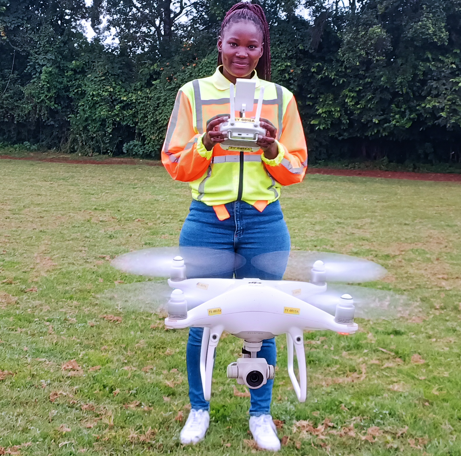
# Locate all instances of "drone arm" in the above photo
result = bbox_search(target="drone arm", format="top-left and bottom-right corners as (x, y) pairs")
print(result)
(287, 327), (307, 402)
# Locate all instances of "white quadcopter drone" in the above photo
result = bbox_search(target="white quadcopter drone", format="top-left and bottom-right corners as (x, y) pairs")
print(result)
(112, 248), (389, 403)
(218, 79), (266, 152)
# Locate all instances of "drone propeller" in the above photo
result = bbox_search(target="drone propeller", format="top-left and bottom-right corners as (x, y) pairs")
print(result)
(111, 246), (245, 278)
(305, 284), (417, 320)
(98, 281), (171, 313)
(98, 280), (228, 314)
(251, 251), (387, 283)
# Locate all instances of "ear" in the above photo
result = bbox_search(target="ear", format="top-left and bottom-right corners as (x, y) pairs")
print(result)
(217, 36), (223, 53)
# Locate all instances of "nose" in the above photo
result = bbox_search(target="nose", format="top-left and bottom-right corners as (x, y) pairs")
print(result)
(236, 47), (248, 58)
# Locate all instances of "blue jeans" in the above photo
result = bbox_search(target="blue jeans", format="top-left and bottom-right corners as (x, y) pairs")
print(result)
(179, 200), (290, 416)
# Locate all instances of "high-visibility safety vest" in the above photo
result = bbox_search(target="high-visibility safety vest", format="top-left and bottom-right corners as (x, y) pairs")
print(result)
(162, 67), (307, 220)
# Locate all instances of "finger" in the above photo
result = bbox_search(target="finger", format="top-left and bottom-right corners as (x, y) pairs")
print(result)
(209, 131), (227, 140)
(207, 114), (229, 126)
(260, 124), (277, 139)
(208, 136), (226, 144)
(257, 137), (275, 147)
(260, 117), (276, 129)
(259, 121), (277, 138)
(207, 116), (229, 132)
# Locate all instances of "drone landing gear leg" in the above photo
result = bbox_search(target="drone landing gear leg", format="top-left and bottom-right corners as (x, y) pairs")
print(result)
(287, 328), (307, 402)
(200, 326), (224, 401)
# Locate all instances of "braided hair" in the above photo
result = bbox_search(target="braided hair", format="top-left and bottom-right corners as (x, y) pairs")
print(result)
(218, 2), (271, 81)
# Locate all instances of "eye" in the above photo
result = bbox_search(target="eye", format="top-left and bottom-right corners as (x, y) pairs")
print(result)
(229, 42), (238, 47)
(248, 45), (257, 50)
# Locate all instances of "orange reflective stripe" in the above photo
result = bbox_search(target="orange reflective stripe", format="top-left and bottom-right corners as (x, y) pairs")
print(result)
(213, 204), (230, 221)
(253, 200), (268, 212)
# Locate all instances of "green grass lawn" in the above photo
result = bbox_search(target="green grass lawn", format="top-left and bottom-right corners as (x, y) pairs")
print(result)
(1, 159), (460, 455)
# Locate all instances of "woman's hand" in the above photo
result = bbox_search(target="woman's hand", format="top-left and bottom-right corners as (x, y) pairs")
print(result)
(257, 120), (278, 160)
(203, 115), (229, 151)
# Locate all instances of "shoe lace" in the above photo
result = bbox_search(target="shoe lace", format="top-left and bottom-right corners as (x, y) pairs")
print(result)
(186, 410), (206, 432)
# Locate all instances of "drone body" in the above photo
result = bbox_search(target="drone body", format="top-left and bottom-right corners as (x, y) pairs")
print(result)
(165, 277), (358, 338)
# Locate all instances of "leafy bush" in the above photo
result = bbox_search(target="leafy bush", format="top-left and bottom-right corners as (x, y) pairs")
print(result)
(122, 140), (150, 157)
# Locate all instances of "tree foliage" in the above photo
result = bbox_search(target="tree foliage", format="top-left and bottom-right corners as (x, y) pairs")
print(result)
(1, 0), (460, 164)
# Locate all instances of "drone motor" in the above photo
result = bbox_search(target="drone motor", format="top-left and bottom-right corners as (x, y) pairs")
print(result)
(335, 294), (355, 324)
(170, 256), (186, 282)
(168, 289), (188, 320)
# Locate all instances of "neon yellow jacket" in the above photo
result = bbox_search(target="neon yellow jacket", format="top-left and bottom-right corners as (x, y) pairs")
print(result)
(162, 67), (307, 211)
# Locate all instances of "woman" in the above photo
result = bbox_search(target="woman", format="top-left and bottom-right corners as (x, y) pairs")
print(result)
(161, 2), (307, 451)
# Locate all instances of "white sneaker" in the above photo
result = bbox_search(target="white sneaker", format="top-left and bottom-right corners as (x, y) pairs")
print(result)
(249, 415), (281, 452)
(180, 409), (210, 445)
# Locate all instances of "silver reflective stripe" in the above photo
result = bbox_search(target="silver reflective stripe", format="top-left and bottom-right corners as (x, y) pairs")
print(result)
(201, 98), (279, 106)
(245, 155), (262, 162)
(266, 171), (279, 199)
(282, 158), (306, 174)
(164, 91), (182, 155)
(261, 99), (279, 105)
(192, 80), (203, 134)
(168, 154), (179, 163)
(275, 84), (283, 140)
(213, 155), (239, 163)
(185, 137), (198, 150)
(197, 165), (212, 201)
(202, 98), (230, 106)
(213, 154), (262, 164)
(302, 159), (308, 167)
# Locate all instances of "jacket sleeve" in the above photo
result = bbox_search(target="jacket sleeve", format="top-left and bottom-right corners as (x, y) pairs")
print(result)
(261, 94), (308, 185)
(161, 88), (212, 182)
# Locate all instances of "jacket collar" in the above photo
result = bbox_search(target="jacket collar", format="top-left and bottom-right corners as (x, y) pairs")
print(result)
(211, 66), (261, 91)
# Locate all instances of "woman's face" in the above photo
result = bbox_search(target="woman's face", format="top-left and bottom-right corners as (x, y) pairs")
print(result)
(217, 20), (263, 84)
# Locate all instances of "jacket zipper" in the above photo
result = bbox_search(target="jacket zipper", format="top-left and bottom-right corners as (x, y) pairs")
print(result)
(237, 150), (244, 201)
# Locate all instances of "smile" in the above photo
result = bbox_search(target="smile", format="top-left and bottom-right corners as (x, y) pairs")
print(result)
(233, 62), (249, 67)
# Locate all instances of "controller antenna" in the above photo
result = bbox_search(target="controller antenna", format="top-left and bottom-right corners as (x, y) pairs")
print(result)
(229, 83), (236, 125)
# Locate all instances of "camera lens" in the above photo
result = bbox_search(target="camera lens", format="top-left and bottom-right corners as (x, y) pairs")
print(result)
(246, 370), (264, 388)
